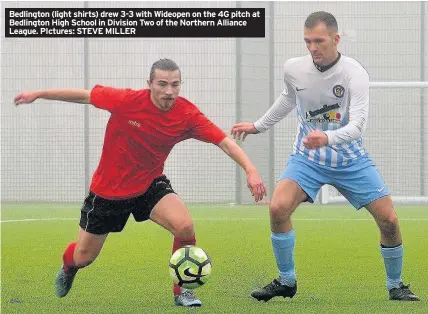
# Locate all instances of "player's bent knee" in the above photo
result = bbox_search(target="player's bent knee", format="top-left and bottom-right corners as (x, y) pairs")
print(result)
(269, 201), (293, 222)
(385, 214), (399, 230)
(385, 212), (399, 226)
(174, 220), (195, 238)
(377, 211), (399, 236)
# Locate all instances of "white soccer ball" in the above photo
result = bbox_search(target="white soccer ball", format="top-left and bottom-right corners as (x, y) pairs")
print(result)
(169, 245), (212, 289)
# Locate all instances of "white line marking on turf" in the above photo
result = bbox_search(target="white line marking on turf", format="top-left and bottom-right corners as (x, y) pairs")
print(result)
(1, 217), (428, 223)
(197, 218), (428, 221)
(200, 218), (428, 221)
(1, 218), (77, 223)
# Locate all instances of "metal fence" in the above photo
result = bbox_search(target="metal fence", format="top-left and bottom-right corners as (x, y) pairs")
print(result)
(2, 1), (427, 204)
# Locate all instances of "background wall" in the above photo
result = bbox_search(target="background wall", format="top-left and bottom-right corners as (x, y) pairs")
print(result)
(2, 1), (427, 203)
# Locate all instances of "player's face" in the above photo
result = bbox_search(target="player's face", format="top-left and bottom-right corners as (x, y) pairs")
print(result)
(304, 23), (340, 66)
(148, 70), (181, 111)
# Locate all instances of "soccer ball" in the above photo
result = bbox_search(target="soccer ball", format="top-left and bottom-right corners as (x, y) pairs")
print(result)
(169, 245), (212, 289)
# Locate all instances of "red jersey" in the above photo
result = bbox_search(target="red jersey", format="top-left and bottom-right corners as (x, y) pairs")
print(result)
(89, 85), (227, 199)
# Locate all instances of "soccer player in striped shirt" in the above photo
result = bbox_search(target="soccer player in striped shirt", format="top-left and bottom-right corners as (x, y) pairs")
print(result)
(14, 59), (267, 307)
(231, 11), (419, 302)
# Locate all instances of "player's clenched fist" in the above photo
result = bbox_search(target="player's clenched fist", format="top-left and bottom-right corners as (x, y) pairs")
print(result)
(303, 130), (329, 149)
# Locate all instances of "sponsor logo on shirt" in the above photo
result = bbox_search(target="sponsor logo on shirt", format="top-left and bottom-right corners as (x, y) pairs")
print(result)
(306, 103), (340, 118)
(305, 104), (342, 124)
(128, 120), (141, 128)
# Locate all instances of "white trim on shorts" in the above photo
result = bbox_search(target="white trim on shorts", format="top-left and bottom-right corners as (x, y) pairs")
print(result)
(85, 194), (96, 232)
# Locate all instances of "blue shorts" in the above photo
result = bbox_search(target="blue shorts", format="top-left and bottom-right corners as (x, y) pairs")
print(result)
(279, 154), (390, 209)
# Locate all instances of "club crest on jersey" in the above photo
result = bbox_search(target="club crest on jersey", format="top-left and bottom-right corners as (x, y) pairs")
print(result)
(333, 85), (345, 98)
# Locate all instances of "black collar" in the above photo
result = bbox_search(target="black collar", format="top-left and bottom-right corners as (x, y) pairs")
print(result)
(314, 52), (341, 72)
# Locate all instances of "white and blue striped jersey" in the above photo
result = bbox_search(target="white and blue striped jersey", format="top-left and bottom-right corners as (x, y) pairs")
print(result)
(254, 54), (369, 168)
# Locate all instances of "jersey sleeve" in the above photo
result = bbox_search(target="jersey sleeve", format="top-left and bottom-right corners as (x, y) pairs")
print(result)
(89, 84), (140, 112)
(253, 61), (297, 132)
(324, 70), (369, 145)
(189, 111), (227, 145)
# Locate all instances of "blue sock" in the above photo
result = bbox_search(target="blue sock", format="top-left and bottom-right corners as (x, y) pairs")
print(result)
(271, 230), (296, 286)
(380, 244), (403, 290)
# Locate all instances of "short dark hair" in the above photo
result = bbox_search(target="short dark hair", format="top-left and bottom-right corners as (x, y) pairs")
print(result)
(149, 58), (181, 82)
(304, 11), (338, 32)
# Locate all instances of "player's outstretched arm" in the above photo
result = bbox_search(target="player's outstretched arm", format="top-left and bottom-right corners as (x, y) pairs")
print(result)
(218, 137), (267, 202)
(14, 89), (91, 106)
(231, 88), (296, 141)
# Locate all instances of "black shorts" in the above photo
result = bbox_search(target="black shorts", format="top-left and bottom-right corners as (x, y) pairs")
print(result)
(79, 175), (176, 235)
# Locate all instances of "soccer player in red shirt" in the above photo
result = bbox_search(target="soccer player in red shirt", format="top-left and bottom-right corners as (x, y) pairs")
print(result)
(14, 58), (267, 307)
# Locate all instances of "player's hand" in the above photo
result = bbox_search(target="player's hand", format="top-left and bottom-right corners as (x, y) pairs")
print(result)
(14, 91), (39, 106)
(303, 130), (328, 149)
(230, 122), (259, 141)
(246, 169), (267, 202)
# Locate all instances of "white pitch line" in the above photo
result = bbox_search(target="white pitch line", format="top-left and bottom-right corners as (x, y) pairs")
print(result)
(197, 218), (428, 221)
(1, 217), (428, 223)
(1, 218), (77, 223)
